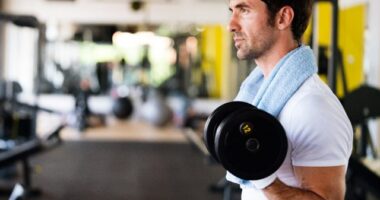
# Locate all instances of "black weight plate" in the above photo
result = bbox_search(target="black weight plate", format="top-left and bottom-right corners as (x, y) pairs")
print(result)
(215, 109), (287, 180)
(204, 101), (255, 162)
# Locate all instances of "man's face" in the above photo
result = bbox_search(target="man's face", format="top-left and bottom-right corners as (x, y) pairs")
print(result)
(228, 0), (278, 60)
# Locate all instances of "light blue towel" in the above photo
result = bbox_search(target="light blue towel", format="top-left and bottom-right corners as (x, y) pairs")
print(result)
(227, 45), (318, 187)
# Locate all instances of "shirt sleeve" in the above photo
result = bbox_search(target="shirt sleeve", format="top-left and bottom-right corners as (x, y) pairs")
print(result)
(288, 94), (353, 167)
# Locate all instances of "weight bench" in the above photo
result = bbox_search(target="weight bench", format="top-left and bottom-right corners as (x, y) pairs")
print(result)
(0, 125), (64, 199)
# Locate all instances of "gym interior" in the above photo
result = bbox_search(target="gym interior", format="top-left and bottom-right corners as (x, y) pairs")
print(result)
(0, 0), (379, 199)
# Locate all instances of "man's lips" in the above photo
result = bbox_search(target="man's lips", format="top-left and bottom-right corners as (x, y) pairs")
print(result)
(234, 37), (244, 48)
(234, 37), (244, 42)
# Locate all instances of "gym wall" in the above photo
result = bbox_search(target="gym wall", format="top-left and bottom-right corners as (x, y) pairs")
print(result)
(200, 25), (235, 100)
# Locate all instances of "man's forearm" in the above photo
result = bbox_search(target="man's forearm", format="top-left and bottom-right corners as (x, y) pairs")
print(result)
(263, 179), (326, 200)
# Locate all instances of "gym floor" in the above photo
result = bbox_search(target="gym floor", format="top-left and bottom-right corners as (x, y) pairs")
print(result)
(1, 112), (238, 200)
(26, 141), (228, 200)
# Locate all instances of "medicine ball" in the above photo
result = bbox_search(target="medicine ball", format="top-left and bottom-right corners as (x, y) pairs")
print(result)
(140, 89), (172, 127)
(112, 97), (133, 119)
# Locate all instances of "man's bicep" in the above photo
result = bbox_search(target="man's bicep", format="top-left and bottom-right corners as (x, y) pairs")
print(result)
(293, 165), (346, 200)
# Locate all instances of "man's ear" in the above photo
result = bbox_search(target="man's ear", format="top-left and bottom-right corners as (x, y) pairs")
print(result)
(276, 6), (294, 30)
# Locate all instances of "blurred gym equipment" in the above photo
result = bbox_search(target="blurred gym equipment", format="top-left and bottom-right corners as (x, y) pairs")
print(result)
(0, 80), (64, 198)
(112, 96), (134, 119)
(140, 88), (172, 127)
(0, 13), (39, 28)
(341, 85), (380, 200)
(0, 125), (64, 198)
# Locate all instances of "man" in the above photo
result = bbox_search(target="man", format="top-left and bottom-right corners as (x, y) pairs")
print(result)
(227, 0), (353, 199)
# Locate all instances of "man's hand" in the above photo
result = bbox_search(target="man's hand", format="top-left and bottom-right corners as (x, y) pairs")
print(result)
(263, 166), (346, 200)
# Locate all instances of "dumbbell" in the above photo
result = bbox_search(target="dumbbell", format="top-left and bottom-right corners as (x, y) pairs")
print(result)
(203, 101), (288, 180)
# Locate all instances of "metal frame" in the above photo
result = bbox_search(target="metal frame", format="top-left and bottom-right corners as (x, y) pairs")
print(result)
(313, 0), (341, 94)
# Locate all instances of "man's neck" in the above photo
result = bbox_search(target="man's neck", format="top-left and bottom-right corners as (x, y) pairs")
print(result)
(255, 40), (299, 78)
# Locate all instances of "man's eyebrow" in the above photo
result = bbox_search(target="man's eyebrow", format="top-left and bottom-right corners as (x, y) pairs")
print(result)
(229, 2), (250, 12)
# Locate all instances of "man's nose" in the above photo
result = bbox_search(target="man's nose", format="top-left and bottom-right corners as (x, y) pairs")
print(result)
(228, 14), (239, 33)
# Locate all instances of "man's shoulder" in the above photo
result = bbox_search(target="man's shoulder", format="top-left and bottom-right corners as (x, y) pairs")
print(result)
(282, 74), (338, 115)
(279, 74), (351, 135)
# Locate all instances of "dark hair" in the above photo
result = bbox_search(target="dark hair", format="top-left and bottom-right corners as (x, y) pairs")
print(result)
(261, 0), (313, 42)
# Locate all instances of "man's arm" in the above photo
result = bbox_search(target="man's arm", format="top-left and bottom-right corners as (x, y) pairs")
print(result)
(263, 166), (346, 200)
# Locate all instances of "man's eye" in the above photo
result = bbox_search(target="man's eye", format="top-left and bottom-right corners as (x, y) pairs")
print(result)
(239, 8), (249, 14)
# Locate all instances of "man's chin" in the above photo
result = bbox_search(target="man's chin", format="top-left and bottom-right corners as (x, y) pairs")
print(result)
(236, 51), (248, 60)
